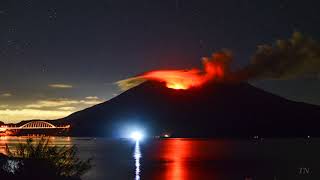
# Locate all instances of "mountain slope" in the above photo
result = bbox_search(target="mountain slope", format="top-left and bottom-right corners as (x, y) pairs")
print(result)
(57, 81), (320, 137)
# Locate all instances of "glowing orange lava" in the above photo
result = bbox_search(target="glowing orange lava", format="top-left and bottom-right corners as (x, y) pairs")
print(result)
(140, 53), (227, 90)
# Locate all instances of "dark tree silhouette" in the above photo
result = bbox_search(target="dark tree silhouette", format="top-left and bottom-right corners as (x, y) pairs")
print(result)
(1, 138), (92, 180)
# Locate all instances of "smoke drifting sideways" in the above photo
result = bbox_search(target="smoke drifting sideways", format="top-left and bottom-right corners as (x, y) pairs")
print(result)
(238, 32), (320, 80)
(116, 51), (232, 91)
(116, 32), (320, 91)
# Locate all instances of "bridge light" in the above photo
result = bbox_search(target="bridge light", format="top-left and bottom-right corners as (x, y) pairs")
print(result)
(0, 127), (7, 132)
(130, 131), (144, 141)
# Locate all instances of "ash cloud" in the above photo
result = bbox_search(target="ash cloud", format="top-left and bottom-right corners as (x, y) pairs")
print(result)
(238, 32), (320, 80)
(116, 32), (320, 91)
(116, 77), (147, 91)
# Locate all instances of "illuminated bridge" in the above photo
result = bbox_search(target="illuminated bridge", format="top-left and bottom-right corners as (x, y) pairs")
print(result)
(5, 121), (70, 130)
(0, 121), (70, 135)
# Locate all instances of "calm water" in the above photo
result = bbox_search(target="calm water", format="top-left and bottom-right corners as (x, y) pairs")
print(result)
(1, 136), (320, 180)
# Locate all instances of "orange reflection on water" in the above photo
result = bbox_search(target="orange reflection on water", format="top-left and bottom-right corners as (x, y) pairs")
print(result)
(0, 136), (9, 154)
(148, 139), (224, 180)
(163, 139), (192, 180)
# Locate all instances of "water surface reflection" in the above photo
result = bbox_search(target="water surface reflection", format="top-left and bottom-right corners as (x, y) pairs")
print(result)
(144, 138), (224, 180)
(134, 141), (141, 180)
(0, 136), (73, 154)
(164, 139), (190, 180)
(1, 137), (320, 179)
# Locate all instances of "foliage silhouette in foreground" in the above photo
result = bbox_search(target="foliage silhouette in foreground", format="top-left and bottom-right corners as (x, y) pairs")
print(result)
(2, 137), (92, 180)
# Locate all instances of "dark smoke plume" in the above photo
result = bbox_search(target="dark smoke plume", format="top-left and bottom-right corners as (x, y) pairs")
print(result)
(238, 32), (320, 80)
(116, 32), (320, 91)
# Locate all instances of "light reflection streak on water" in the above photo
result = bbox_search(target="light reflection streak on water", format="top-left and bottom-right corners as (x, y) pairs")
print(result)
(166, 139), (190, 180)
(0, 136), (9, 154)
(0, 136), (73, 154)
(134, 141), (141, 180)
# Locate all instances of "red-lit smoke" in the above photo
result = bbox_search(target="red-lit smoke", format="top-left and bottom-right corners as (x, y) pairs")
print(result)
(142, 59), (224, 90)
(117, 52), (232, 90)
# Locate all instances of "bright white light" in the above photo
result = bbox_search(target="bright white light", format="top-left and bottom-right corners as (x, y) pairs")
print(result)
(130, 131), (143, 141)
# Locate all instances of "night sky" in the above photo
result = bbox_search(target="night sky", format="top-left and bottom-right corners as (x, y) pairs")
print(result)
(1, 0), (319, 123)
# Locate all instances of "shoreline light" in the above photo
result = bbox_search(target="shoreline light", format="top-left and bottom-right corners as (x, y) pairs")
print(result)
(130, 131), (144, 141)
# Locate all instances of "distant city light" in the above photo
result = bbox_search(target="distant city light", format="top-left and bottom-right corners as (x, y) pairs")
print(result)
(130, 131), (144, 141)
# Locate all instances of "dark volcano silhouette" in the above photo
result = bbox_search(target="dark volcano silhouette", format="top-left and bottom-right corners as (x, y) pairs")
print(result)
(57, 81), (320, 137)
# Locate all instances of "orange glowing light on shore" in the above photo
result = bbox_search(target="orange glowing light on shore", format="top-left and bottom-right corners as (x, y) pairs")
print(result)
(140, 53), (227, 90)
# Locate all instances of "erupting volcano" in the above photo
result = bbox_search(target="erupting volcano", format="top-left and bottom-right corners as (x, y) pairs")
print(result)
(142, 59), (224, 90)
(58, 80), (320, 137)
(117, 52), (232, 90)
(56, 34), (320, 137)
